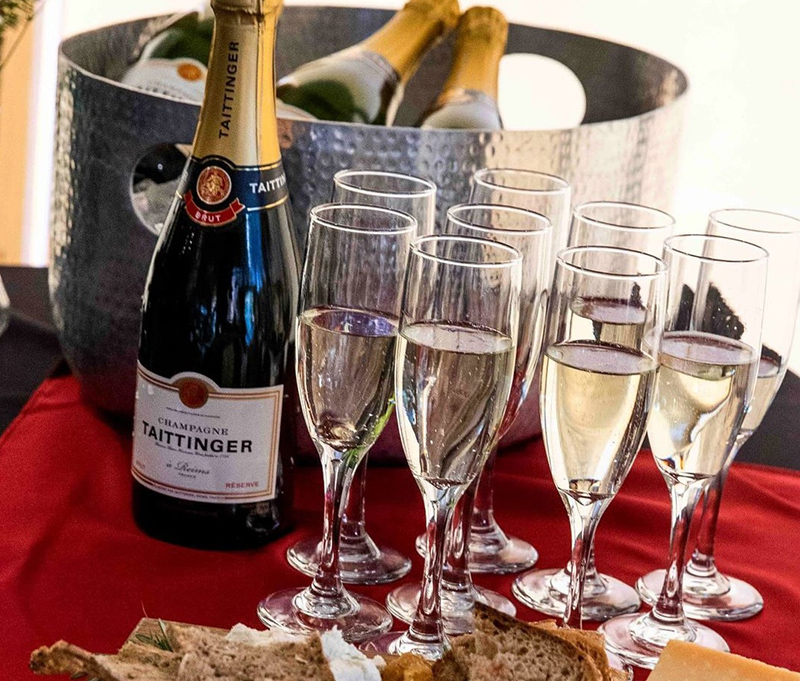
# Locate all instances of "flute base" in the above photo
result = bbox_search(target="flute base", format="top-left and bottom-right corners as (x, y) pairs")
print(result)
(287, 535), (412, 585)
(361, 630), (449, 661)
(512, 567), (640, 622)
(637, 568), (764, 622)
(606, 651), (634, 681)
(599, 612), (729, 670)
(257, 587), (392, 644)
(414, 530), (539, 575)
(386, 581), (516, 636)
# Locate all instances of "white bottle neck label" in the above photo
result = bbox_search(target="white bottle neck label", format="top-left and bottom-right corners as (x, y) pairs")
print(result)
(132, 363), (283, 504)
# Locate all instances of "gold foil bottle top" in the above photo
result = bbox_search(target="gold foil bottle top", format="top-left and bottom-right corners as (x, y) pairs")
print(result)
(211, 0), (283, 14)
(403, 0), (461, 33)
(457, 6), (508, 45)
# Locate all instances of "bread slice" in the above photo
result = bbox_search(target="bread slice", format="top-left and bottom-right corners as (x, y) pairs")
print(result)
(30, 640), (181, 681)
(433, 604), (601, 681)
(176, 633), (336, 681)
(533, 623), (613, 681)
(163, 620), (228, 653)
(380, 652), (434, 681)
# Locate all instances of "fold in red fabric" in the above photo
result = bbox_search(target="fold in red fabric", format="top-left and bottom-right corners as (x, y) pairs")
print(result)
(2, 376), (799, 679)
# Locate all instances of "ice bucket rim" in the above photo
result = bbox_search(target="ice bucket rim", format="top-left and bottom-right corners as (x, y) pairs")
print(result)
(58, 6), (689, 134)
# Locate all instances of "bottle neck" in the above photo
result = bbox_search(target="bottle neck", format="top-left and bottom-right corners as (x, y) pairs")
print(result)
(192, 6), (281, 166)
(360, 3), (455, 81)
(438, 37), (505, 103)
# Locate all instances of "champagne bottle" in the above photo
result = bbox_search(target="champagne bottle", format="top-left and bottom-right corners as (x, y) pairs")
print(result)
(132, 0), (300, 550)
(417, 6), (507, 130)
(276, 0), (460, 125)
(123, 3), (315, 120)
(122, 3), (214, 101)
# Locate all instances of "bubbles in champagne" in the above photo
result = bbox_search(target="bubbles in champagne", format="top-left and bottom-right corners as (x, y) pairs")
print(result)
(297, 307), (398, 454)
(541, 341), (656, 501)
(397, 322), (515, 489)
(647, 331), (757, 482)
(740, 355), (783, 436)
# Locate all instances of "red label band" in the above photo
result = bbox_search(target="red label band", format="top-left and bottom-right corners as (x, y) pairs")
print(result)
(184, 191), (245, 226)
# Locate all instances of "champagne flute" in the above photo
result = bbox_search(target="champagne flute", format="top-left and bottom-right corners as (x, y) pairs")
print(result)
(601, 234), (767, 669)
(332, 169), (437, 234)
(637, 209), (800, 621)
(514, 201), (675, 621)
(287, 170), (435, 586)
(366, 235), (521, 659)
(257, 204), (416, 642)
(390, 204), (552, 633)
(539, 246), (666, 635)
(452, 167), (572, 575)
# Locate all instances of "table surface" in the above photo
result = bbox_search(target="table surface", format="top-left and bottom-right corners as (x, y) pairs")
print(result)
(2, 374), (800, 680)
(2, 265), (798, 470)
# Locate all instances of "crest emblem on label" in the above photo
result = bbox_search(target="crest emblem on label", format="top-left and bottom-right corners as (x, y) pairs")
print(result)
(176, 377), (211, 409)
(197, 166), (232, 205)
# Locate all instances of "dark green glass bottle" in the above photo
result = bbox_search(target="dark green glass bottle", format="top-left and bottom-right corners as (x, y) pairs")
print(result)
(417, 6), (507, 130)
(276, 0), (460, 125)
(122, 4), (214, 100)
(132, 0), (300, 550)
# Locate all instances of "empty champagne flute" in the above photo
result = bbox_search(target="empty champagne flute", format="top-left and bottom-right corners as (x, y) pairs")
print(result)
(637, 209), (800, 621)
(514, 201), (675, 620)
(366, 235), (521, 659)
(538, 246), (666, 637)
(287, 170), (435, 586)
(601, 234), (767, 669)
(391, 204), (552, 633)
(458, 167), (572, 575)
(257, 204), (416, 642)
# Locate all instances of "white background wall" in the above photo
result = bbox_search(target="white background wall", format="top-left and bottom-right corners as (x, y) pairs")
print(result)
(50, 0), (800, 367)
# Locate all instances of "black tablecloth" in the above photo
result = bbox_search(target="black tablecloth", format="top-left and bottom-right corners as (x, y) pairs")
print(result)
(1, 265), (797, 469)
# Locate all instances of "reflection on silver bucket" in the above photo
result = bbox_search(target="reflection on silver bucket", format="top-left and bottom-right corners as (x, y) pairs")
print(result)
(51, 6), (687, 455)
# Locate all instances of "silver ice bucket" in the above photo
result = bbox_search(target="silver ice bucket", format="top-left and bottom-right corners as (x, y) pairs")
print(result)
(51, 6), (687, 455)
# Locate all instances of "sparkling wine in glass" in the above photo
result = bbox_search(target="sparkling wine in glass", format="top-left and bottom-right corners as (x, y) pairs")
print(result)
(365, 235), (520, 659)
(637, 209), (800, 621)
(601, 234), (767, 669)
(514, 201), (675, 621)
(537, 247), (666, 639)
(460, 167), (572, 575)
(391, 203), (552, 633)
(287, 170), (435, 586)
(257, 204), (416, 642)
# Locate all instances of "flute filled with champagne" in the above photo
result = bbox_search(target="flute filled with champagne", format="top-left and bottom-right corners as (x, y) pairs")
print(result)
(601, 234), (767, 669)
(131, 0), (300, 550)
(534, 246), (666, 632)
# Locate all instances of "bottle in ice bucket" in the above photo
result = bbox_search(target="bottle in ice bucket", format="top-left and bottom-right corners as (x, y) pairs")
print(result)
(276, 0), (460, 124)
(417, 6), (507, 129)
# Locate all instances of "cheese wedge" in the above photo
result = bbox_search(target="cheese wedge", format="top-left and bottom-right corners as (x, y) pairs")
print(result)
(648, 640), (800, 681)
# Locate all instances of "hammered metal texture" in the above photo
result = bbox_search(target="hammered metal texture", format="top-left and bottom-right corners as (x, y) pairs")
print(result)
(52, 6), (688, 435)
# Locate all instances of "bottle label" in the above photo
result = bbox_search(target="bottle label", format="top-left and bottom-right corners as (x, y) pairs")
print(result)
(132, 364), (284, 504)
(179, 155), (289, 227)
(122, 58), (207, 102)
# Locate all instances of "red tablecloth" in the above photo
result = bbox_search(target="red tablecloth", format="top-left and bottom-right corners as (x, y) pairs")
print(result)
(2, 376), (800, 679)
